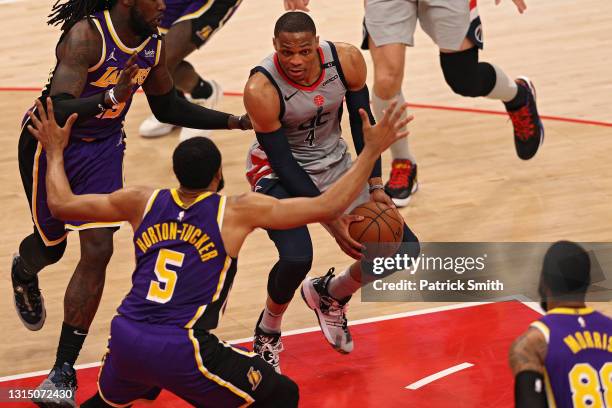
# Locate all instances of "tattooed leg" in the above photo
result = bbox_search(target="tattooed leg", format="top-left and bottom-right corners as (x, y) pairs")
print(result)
(53, 228), (115, 369)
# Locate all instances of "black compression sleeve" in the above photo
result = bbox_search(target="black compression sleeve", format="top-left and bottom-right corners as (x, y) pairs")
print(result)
(49, 93), (107, 127)
(256, 128), (320, 198)
(515, 371), (548, 408)
(345, 85), (382, 179)
(146, 88), (231, 130)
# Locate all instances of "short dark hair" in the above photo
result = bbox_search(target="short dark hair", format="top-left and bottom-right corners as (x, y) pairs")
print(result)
(172, 137), (221, 189)
(541, 241), (591, 298)
(274, 12), (316, 37)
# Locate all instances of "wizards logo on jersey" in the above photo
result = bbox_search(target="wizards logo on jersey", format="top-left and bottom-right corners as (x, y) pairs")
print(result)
(298, 106), (330, 147)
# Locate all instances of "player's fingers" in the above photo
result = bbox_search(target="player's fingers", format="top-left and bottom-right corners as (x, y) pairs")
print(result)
(359, 108), (372, 129)
(46, 97), (56, 125)
(29, 107), (43, 130)
(27, 125), (41, 140)
(64, 113), (79, 131)
(382, 101), (398, 126)
(394, 114), (414, 131)
(517, 0), (527, 12)
(126, 52), (138, 68)
(393, 130), (410, 142)
(346, 214), (364, 224)
(389, 101), (406, 125)
(33, 99), (46, 123)
(495, 0), (501, 5)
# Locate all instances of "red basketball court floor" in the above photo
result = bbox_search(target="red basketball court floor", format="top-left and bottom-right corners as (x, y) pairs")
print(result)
(0, 301), (541, 407)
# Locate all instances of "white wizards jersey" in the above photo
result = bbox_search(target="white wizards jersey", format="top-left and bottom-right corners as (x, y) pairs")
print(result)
(246, 41), (351, 190)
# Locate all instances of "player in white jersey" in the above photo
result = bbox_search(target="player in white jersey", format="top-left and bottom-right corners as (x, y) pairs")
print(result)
(362, 0), (544, 206)
(244, 12), (420, 372)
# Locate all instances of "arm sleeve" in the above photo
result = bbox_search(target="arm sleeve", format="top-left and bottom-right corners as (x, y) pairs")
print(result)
(49, 93), (107, 126)
(515, 371), (548, 408)
(146, 87), (231, 130)
(345, 85), (382, 179)
(256, 128), (321, 198)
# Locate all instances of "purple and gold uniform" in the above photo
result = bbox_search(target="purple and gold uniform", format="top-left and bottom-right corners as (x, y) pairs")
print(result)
(530, 307), (612, 408)
(18, 10), (161, 246)
(98, 189), (281, 407)
(159, 0), (242, 47)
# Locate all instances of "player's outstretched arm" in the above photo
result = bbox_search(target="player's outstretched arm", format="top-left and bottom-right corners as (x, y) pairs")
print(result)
(283, 0), (310, 11)
(231, 101), (411, 231)
(509, 327), (548, 408)
(143, 39), (250, 131)
(27, 98), (151, 231)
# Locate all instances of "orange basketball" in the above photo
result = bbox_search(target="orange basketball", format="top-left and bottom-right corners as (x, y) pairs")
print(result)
(349, 201), (404, 257)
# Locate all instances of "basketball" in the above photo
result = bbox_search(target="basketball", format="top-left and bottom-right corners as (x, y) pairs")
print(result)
(349, 201), (404, 257)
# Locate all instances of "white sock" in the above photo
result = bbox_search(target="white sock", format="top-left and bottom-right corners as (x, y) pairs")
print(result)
(259, 306), (284, 334)
(486, 64), (518, 102)
(372, 91), (416, 163)
(328, 267), (362, 300)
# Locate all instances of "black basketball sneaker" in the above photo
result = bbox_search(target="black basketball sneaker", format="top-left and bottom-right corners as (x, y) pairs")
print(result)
(11, 254), (46, 331)
(384, 159), (418, 208)
(507, 77), (544, 160)
(253, 312), (283, 374)
(33, 363), (77, 407)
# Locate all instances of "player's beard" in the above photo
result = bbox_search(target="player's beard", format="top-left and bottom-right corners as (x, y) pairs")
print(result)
(217, 177), (225, 192)
(129, 7), (155, 37)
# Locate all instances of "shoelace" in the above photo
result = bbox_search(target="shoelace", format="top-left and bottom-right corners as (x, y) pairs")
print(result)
(16, 284), (41, 313)
(320, 296), (348, 329)
(388, 163), (412, 189)
(257, 336), (284, 366)
(509, 104), (536, 141)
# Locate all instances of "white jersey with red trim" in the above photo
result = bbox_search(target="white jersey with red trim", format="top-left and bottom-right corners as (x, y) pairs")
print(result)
(246, 41), (350, 190)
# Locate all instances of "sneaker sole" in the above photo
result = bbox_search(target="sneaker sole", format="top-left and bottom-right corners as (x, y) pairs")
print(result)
(300, 281), (352, 354)
(516, 76), (545, 156)
(12, 255), (46, 331)
(391, 182), (419, 208)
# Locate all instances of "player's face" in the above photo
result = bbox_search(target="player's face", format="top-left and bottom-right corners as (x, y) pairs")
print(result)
(274, 32), (320, 84)
(131, 0), (165, 36)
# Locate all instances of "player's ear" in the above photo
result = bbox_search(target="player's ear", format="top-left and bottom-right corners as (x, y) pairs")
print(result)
(272, 37), (278, 52)
(314, 35), (320, 48)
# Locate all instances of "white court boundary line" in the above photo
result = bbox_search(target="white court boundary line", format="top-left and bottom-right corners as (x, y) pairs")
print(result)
(406, 362), (474, 390)
(0, 300), (542, 383)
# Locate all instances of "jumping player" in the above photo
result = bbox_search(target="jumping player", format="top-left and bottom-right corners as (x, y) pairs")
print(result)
(12, 0), (249, 404)
(244, 12), (420, 372)
(27, 93), (410, 407)
(139, 0), (242, 141)
(509, 241), (612, 408)
(363, 0), (544, 206)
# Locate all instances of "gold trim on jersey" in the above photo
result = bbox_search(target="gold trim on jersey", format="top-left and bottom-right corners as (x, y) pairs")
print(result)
(175, 0), (214, 24)
(185, 304), (207, 329)
(170, 189), (213, 209)
(547, 307), (594, 316)
(187, 329), (254, 406)
(88, 17), (107, 73)
(529, 321), (550, 343)
(104, 10), (152, 54)
(216, 196), (226, 230)
(543, 369), (558, 408)
(212, 256), (232, 303)
(65, 221), (123, 231)
(142, 189), (161, 220)
(32, 142), (68, 246)
(220, 340), (257, 358)
(154, 37), (163, 67)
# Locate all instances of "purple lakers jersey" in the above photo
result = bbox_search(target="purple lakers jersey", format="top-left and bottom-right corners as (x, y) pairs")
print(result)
(118, 189), (237, 331)
(42, 10), (161, 139)
(530, 308), (612, 408)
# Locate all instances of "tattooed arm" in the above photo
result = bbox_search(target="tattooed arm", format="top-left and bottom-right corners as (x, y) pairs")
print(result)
(509, 327), (549, 408)
(43, 20), (137, 128)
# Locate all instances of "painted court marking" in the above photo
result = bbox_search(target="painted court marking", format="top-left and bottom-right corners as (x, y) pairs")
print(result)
(405, 362), (475, 390)
(1, 87), (611, 128)
(0, 301), (504, 383)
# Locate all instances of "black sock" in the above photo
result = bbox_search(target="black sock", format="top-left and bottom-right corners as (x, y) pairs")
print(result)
(504, 83), (528, 111)
(54, 322), (88, 368)
(190, 78), (213, 99)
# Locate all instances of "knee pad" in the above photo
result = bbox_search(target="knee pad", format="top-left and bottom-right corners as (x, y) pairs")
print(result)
(19, 232), (67, 273)
(440, 47), (496, 97)
(267, 257), (313, 305)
